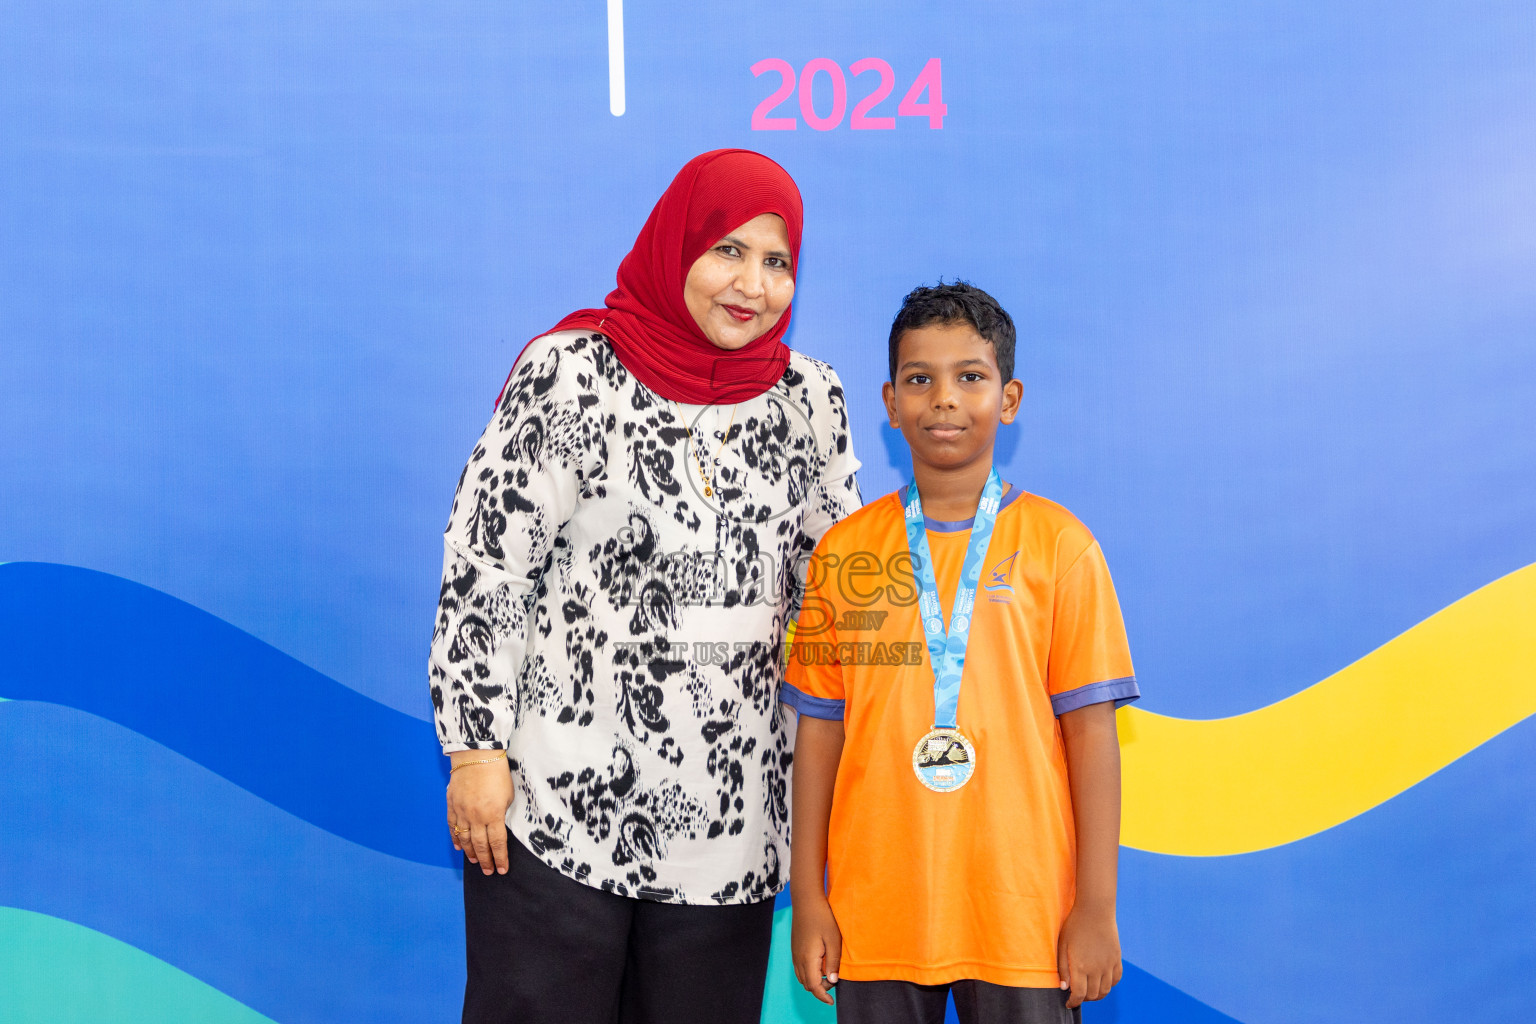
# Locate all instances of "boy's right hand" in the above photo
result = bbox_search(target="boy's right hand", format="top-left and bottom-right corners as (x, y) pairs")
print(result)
(791, 896), (843, 1005)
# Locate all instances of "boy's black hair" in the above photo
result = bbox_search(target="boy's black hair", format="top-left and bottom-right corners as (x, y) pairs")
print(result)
(887, 281), (1016, 383)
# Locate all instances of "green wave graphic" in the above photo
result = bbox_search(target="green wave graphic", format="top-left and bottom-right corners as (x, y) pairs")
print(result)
(0, 907), (277, 1024)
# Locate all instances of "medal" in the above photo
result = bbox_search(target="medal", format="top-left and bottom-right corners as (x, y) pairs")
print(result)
(903, 467), (1004, 794)
(912, 726), (977, 793)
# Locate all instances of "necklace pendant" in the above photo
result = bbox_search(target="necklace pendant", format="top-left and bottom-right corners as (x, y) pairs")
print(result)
(704, 486), (713, 497)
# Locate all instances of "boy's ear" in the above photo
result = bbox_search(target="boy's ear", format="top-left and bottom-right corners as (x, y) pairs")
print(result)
(1000, 379), (1024, 425)
(882, 380), (900, 428)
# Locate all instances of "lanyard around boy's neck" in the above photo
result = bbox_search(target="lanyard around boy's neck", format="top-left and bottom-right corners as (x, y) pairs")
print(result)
(903, 466), (1004, 733)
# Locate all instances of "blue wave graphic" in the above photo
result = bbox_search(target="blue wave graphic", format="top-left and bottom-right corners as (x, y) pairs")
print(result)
(1119, 715), (1536, 1024)
(0, 697), (1244, 1024)
(0, 562), (1263, 1021)
(0, 562), (451, 865)
(0, 699), (462, 1024)
(1081, 963), (1244, 1024)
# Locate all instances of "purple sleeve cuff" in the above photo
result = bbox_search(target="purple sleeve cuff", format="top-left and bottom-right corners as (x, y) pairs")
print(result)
(781, 681), (846, 721)
(1051, 676), (1140, 716)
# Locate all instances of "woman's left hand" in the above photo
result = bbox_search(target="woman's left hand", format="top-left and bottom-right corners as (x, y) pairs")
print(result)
(446, 751), (515, 875)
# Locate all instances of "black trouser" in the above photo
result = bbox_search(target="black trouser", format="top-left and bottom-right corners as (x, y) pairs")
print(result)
(462, 831), (776, 1024)
(836, 979), (1080, 1024)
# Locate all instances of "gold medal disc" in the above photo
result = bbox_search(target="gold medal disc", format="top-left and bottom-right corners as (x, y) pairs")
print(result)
(912, 727), (977, 793)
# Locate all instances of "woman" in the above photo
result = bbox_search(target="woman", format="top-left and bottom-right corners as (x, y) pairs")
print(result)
(429, 149), (861, 1023)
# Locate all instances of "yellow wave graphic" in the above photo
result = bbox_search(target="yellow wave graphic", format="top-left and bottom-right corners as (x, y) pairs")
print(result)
(1118, 562), (1536, 856)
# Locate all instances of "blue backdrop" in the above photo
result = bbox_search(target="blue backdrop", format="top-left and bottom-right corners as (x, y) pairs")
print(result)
(3, 2), (1534, 1022)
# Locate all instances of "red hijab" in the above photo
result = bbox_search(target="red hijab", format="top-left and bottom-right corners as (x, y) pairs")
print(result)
(501, 150), (804, 408)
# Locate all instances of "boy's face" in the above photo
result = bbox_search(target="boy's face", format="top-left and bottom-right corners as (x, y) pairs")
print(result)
(883, 322), (1023, 476)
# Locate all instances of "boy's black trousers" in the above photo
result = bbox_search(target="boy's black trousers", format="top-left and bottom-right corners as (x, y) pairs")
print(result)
(836, 978), (1081, 1024)
(461, 830), (776, 1024)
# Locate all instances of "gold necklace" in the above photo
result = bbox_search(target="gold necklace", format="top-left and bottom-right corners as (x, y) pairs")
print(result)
(673, 401), (738, 498)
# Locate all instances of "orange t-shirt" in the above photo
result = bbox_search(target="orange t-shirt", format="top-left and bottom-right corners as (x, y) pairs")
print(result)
(784, 486), (1137, 987)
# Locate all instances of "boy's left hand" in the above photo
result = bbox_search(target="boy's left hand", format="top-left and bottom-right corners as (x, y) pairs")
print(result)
(1056, 905), (1122, 1008)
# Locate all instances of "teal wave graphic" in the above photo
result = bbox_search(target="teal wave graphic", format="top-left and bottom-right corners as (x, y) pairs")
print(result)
(0, 907), (276, 1024)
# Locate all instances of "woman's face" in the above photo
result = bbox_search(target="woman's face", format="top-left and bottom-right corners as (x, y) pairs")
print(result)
(683, 213), (795, 351)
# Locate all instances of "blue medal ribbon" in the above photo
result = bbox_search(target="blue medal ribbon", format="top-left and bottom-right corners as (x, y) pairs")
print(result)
(903, 467), (1004, 730)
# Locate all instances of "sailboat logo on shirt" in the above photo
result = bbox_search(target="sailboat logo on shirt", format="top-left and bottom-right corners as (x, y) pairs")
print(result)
(983, 551), (1018, 593)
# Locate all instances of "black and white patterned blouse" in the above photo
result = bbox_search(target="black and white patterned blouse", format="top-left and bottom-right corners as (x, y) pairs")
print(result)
(430, 330), (861, 904)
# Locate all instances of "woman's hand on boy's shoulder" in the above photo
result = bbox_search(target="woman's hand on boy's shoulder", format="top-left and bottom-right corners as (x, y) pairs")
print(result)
(791, 896), (843, 1005)
(1057, 905), (1123, 1008)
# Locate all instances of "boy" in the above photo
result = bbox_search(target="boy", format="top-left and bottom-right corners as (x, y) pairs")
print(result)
(784, 282), (1138, 1023)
